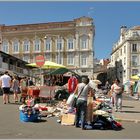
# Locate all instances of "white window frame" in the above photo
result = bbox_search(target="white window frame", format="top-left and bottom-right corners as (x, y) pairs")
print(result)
(132, 55), (138, 66)
(132, 43), (137, 52)
(45, 53), (51, 61)
(67, 53), (74, 65)
(81, 54), (87, 66)
(2, 40), (9, 53)
(132, 69), (138, 76)
(56, 52), (63, 65)
(23, 55), (30, 63)
(80, 35), (89, 49)
(44, 37), (52, 52)
(56, 38), (63, 51)
(34, 38), (41, 52)
(23, 39), (30, 52)
(67, 38), (74, 50)
(12, 39), (19, 53)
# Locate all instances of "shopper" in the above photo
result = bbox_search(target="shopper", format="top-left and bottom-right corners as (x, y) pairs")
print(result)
(0, 71), (12, 104)
(20, 77), (28, 103)
(12, 75), (20, 103)
(111, 78), (124, 112)
(74, 77), (93, 130)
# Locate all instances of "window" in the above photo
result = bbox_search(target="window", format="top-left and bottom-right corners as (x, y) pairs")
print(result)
(132, 69), (138, 76)
(56, 53), (63, 64)
(67, 53), (74, 65)
(45, 38), (51, 52)
(23, 39), (30, 52)
(124, 57), (126, 65)
(132, 44), (137, 52)
(80, 35), (88, 49)
(23, 55), (30, 63)
(2, 40), (9, 53)
(120, 49), (122, 56)
(45, 53), (51, 61)
(81, 54), (87, 66)
(132, 56), (138, 66)
(34, 38), (40, 52)
(56, 38), (62, 51)
(123, 70), (126, 77)
(13, 39), (19, 53)
(67, 38), (74, 50)
(124, 46), (126, 53)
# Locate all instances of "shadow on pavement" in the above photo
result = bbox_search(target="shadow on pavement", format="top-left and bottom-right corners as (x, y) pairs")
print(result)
(122, 105), (134, 108)
(121, 110), (140, 113)
(33, 119), (47, 123)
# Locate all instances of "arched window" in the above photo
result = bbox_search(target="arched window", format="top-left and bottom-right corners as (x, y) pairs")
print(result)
(56, 38), (63, 51)
(23, 39), (30, 52)
(13, 39), (19, 53)
(2, 40), (9, 53)
(44, 37), (51, 51)
(67, 38), (74, 50)
(34, 38), (40, 52)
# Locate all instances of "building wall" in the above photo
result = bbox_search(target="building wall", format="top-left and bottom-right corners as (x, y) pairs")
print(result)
(0, 17), (95, 77)
(109, 26), (140, 84)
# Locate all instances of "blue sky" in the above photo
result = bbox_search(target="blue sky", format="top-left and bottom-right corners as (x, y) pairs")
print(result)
(0, 1), (140, 59)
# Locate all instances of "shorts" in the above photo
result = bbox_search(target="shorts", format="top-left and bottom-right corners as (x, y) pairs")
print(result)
(2, 87), (10, 94)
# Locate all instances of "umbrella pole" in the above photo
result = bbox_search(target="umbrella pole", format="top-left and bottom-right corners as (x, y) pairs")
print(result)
(39, 67), (42, 86)
(48, 67), (52, 105)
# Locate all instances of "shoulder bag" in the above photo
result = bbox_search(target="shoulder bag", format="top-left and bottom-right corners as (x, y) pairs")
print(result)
(72, 85), (86, 108)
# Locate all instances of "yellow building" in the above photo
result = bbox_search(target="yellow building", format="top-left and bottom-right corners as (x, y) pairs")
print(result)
(0, 16), (95, 77)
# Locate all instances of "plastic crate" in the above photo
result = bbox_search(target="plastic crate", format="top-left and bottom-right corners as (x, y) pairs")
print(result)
(19, 111), (39, 122)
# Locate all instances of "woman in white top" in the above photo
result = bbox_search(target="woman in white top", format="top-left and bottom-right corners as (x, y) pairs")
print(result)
(111, 78), (124, 112)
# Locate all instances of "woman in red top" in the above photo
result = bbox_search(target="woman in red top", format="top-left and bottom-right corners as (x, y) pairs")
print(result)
(68, 74), (78, 94)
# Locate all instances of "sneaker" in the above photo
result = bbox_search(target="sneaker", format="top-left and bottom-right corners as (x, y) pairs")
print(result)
(115, 109), (118, 112)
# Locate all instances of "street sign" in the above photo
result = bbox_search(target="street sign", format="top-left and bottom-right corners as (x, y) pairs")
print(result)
(35, 55), (45, 67)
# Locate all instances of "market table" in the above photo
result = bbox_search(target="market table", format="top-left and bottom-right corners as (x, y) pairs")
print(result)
(27, 86), (40, 99)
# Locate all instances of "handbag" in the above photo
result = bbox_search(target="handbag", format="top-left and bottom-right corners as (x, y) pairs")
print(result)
(66, 93), (75, 106)
(72, 85), (86, 108)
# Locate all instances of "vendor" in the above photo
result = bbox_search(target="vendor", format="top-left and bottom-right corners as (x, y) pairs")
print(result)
(68, 74), (78, 94)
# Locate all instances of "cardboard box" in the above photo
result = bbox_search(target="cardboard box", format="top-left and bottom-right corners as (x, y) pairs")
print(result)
(61, 113), (75, 126)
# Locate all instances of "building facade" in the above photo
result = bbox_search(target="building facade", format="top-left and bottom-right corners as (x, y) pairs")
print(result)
(0, 51), (30, 76)
(0, 16), (95, 77)
(109, 26), (140, 84)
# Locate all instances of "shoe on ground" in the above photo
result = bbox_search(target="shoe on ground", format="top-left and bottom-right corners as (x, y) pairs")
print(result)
(115, 109), (118, 112)
(75, 125), (80, 128)
(82, 127), (86, 130)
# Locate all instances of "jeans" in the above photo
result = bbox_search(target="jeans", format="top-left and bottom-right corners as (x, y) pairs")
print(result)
(75, 99), (87, 129)
(114, 93), (122, 110)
